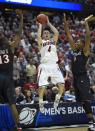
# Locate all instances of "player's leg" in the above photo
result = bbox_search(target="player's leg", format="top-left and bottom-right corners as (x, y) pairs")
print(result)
(0, 95), (4, 103)
(54, 83), (65, 108)
(0, 75), (5, 103)
(78, 75), (95, 131)
(38, 64), (49, 112)
(39, 87), (46, 113)
(51, 64), (65, 108)
(9, 104), (22, 131)
(7, 79), (22, 131)
(82, 101), (95, 131)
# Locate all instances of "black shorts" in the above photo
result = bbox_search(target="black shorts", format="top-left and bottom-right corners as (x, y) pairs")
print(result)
(73, 74), (92, 102)
(0, 74), (16, 104)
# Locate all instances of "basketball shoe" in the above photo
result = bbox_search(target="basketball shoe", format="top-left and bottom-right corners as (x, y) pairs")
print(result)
(54, 94), (61, 109)
(88, 123), (95, 131)
(17, 127), (22, 131)
(14, 126), (22, 131)
(39, 99), (45, 113)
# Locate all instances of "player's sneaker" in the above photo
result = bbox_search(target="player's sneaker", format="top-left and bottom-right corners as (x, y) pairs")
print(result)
(54, 98), (60, 109)
(88, 123), (95, 131)
(39, 102), (45, 113)
(17, 127), (22, 131)
(54, 94), (61, 109)
(13, 127), (22, 131)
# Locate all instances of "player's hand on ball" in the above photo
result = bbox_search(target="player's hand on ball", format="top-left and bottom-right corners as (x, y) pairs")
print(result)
(47, 16), (50, 25)
(37, 22), (42, 26)
(36, 14), (47, 24)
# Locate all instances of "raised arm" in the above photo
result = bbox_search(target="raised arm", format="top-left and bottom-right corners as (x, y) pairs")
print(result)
(10, 10), (23, 49)
(63, 13), (75, 50)
(37, 23), (42, 49)
(83, 15), (93, 56)
(47, 16), (59, 44)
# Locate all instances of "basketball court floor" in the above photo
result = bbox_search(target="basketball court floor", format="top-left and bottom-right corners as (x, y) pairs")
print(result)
(43, 127), (88, 131)
(24, 125), (88, 131)
(43, 127), (87, 131)
(24, 127), (88, 131)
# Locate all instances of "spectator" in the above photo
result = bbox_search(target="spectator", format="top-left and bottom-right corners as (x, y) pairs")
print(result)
(25, 90), (33, 103)
(18, 52), (27, 86)
(15, 87), (26, 104)
(13, 55), (21, 87)
(20, 36), (31, 55)
(26, 58), (37, 83)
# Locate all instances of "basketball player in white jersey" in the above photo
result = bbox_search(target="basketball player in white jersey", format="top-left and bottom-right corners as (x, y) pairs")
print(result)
(37, 16), (65, 112)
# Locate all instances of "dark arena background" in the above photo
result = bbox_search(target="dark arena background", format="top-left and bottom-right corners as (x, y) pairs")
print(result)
(0, 0), (95, 131)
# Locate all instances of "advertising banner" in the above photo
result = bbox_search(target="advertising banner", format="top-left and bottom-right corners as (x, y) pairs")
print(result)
(0, 102), (95, 130)
(17, 101), (95, 128)
(0, 0), (82, 11)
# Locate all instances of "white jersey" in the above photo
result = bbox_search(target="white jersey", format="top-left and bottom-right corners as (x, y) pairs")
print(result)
(40, 39), (58, 63)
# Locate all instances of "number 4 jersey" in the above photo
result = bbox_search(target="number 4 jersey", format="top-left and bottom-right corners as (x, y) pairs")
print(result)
(0, 43), (13, 75)
(40, 39), (58, 64)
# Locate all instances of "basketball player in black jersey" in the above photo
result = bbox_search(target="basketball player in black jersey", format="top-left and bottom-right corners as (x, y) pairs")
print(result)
(0, 10), (23, 131)
(64, 14), (95, 131)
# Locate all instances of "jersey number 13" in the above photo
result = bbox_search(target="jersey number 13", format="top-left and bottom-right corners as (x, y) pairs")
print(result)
(0, 54), (10, 64)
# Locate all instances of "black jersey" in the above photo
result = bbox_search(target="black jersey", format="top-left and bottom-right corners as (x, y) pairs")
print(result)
(71, 50), (88, 75)
(0, 38), (13, 75)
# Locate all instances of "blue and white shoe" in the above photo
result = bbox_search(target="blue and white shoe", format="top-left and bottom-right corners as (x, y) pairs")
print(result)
(88, 123), (95, 131)
(39, 102), (45, 113)
(54, 98), (60, 109)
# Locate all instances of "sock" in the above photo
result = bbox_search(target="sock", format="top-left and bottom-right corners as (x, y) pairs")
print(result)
(39, 98), (43, 103)
(87, 113), (95, 123)
(55, 93), (61, 101)
(39, 98), (45, 112)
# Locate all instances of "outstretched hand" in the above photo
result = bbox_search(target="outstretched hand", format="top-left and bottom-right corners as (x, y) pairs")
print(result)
(15, 9), (23, 17)
(81, 14), (94, 24)
(63, 13), (67, 23)
(85, 14), (93, 22)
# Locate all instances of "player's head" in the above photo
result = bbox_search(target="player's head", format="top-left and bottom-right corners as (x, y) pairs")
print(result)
(29, 58), (33, 65)
(42, 28), (50, 40)
(75, 39), (84, 50)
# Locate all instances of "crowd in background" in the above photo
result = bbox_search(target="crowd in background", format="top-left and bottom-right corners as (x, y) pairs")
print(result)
(54, 0), (95, 10)
(65, 0), (95, 4)
(0, 10), (95, 104)
(55, 0), (95, 4)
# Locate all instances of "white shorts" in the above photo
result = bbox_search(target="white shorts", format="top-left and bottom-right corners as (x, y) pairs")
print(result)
(37, 63), (64, 87)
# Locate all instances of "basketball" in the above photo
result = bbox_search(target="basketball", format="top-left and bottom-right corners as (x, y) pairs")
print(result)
(36, 14), (47, 24)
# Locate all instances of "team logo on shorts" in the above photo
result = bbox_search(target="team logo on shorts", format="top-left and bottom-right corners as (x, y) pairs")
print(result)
(19, 107), (37, 125)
